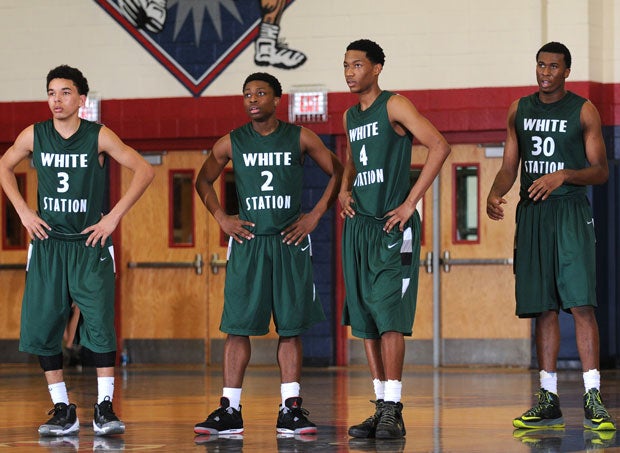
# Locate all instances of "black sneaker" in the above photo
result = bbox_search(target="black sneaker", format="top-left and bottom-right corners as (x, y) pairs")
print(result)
(513, 388), (564, 429)
(194, 397), (244, 435)
(38, 402), (80, 437)
(348, 400), (385, 438)
(93, 396), (125, 436)
(276, 397), (317, 435)
(584, 388), (617, 431)
(375, 401), (406, 439)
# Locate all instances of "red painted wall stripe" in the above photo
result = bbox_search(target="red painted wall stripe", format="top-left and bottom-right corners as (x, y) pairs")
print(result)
(1, 82), (617, 152)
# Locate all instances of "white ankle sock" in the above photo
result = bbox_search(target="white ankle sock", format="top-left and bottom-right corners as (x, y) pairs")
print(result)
(48, 382), (69, 405)
(223, 387), (242, 410)
(373, 379), (385, 400)
(583, 369), (600, 392)
(281, 382), (301, 407)
(384, 380), (402, 403)
(540, 370), (558, 395)
(97, 376), (115, 404)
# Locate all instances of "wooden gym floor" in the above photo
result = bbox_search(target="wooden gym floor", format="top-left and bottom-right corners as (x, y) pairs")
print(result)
(1, 363), (619, 452)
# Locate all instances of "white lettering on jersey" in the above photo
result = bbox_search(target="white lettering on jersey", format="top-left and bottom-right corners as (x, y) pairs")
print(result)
(42, 197), (88, 213)
(522, 118), (567, 133)
(242, 152), (292, 167)
(348, 122), (379, 143)
(41, 153), (88, 168)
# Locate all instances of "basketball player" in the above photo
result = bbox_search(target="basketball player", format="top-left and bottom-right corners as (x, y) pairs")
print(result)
(340, 39), (450, 439)
(194, 72), (342, 435)
(0, 65), (154, 436)
(487, 42), (615, 431)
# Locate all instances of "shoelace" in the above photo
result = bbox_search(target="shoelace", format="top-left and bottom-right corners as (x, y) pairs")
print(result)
(586, 392), (611, 418)
(208, 406), (235, 420)
(525, 391), (554, 416)
(377, 405), (398, 426)
(285, 406), (310, 418)
(98, 402), (119, 421)
(362, 401), (384, 423)
(47, 403), (68, 417)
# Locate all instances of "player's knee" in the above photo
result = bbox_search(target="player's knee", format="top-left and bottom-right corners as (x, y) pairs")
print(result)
(93, 351), (116, 368)
(38, 353), (63, 372)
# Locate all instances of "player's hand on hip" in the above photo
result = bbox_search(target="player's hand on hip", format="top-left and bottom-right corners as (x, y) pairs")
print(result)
(20, 209), (51, 240)
(281, 213), (318, 246)
(220, 215), (255, 244)
(82, 215), (119, 247)
(383, 204), (415, 233)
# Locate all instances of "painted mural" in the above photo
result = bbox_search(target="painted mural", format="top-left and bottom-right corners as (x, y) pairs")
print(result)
(95, 0), (306, 96)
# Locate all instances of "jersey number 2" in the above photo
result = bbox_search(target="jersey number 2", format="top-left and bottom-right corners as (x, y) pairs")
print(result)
(261, 170), (274, 191)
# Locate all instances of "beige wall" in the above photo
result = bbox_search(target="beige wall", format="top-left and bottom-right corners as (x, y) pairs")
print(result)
(0, 0), (617, 101)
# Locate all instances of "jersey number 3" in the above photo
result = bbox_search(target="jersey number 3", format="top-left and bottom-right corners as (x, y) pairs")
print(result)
(57, 172), (70, 193)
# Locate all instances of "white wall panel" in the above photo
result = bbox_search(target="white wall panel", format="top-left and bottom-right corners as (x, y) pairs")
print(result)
(0, 0), (617, 101)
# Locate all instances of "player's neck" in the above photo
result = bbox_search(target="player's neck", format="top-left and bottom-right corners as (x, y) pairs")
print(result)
(53, 116), (81, 139)
(252, 117), (279, 136)
(538, 87), (567, 104)
(357, 85), (382, 111)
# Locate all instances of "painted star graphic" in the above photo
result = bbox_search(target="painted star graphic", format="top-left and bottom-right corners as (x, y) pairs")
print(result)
(168, 0), (243, 45)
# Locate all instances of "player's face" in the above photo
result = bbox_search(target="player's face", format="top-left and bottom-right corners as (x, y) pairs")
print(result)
(343, 50), (381, 94)
(536, 52), (570, 95)
(47, 78), (85, 120)
(243, 80), (279, 121)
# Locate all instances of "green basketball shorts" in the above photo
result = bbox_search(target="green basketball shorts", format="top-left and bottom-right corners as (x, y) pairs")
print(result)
(19, 234), (117, 355)
(514, 196), (597, 318)
(341, 212), (421, 339)
(221, 234), (325, 336)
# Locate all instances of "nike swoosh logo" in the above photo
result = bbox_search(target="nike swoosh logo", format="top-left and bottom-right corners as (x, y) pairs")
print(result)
(100, 257), (107, 262)
(387, 242), (400, 249)
(301, 245), (310, 252)
(587, 220), (594, 225)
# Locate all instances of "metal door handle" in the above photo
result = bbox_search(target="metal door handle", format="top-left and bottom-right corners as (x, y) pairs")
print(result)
(0, 264), (26, 270)
(127, 253), (204, 275)
(210, 253), (227, 274)
(441, 250), (513, 273)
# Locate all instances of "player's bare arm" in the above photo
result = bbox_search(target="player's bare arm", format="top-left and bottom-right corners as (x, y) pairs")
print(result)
(338, 113), (357, 219)
(487, 100), (520, 220)
(0, 125), (51, 240)
(281, 127), (343, 245)
(527, 100), (608, 201)
(195, 135), (255, 243)
(383, 94), (450, 232)
(81, 126), (155, 247)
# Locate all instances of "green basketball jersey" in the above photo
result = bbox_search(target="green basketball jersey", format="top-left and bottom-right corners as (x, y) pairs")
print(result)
(230, 121), (303, 235)
(345, 91), (412, 218)
(33, 119), (105, 235)
(515, 91), (588, 200)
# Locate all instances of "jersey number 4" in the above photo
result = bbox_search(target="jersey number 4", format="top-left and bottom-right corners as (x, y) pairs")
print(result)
(359, 145), (368, 166)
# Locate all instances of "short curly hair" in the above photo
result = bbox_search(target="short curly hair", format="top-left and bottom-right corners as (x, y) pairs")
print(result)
(346, 39), (385, 66)
(243, 72), (282, 97)
(46, 65), (89, 95)
(536, 42), (572, 69)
